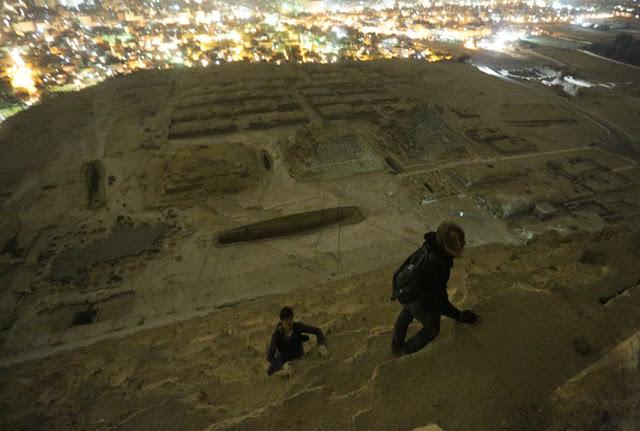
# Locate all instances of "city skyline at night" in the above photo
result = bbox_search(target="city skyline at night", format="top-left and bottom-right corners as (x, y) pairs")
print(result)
(1, 0), (638, 119)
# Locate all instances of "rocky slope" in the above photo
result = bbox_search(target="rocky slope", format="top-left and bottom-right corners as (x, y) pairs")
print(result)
(1, 227), (639, 431)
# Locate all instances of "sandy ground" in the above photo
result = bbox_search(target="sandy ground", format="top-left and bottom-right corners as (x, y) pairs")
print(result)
(2, 60), (619, 360)
(526, 46), (640, 145)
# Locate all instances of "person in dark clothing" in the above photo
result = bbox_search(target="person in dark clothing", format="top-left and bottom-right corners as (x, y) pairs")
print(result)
(391, 221), (478, 355)
(266, 306), (328, 376)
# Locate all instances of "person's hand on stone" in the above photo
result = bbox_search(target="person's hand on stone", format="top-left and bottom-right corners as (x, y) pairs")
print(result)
(459, 309), (479, 324)
(276, 362), (293, 378)
(318, 344), (329, 359)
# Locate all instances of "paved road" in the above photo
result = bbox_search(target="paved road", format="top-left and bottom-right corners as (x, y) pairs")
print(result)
(578, 49), (640, 71)
(473, 56), (640, 164)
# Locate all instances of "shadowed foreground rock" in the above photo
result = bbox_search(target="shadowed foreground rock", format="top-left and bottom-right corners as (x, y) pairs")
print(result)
(548, 331), (640, 430)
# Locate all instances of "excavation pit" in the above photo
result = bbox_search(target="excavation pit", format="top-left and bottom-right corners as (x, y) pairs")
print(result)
(84, 160), (106, 208)
(71, 309), (97, 326)
(217, 206), (365, 244)
(50, 223), (167, 283)
(262, 151), (273, 170)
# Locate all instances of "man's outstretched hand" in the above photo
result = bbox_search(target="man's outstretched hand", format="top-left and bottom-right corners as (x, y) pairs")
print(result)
(318, 344), (329, 359)
(459, 309), (479, 324)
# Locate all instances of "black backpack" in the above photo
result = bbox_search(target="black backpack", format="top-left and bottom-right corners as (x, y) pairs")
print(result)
(391, 245), (430, 304)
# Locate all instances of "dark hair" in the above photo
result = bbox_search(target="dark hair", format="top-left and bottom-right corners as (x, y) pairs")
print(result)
(436, 221), (466, 253)
(279, 306), (294, 321)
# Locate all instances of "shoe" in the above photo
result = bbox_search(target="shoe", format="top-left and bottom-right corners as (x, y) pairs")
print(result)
(275, 363), (293, 378)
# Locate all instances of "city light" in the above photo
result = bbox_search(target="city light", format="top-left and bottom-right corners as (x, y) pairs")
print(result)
(464, 39), (478, 49)
(478, 30), (526, 51)
(0, 0), (635, 117)
(8, 49), (37, 95)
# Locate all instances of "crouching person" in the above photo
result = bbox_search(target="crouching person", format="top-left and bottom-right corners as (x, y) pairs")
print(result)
(266, 306), (328, 376)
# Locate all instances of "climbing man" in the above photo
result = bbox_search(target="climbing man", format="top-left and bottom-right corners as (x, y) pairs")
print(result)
(391, 221), (478, 355)
(266, 306), (329, 376)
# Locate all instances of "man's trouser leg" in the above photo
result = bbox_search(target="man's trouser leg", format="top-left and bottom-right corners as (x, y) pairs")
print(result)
(267, 347), (304, 375)
(391, 305), (415, 353)
(267, 352), (285, 375)
(403, 303), (441, 354)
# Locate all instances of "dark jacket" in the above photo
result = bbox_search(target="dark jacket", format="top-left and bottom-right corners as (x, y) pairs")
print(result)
(266, 321), (325, 362)
(417, 232), (462, 319)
